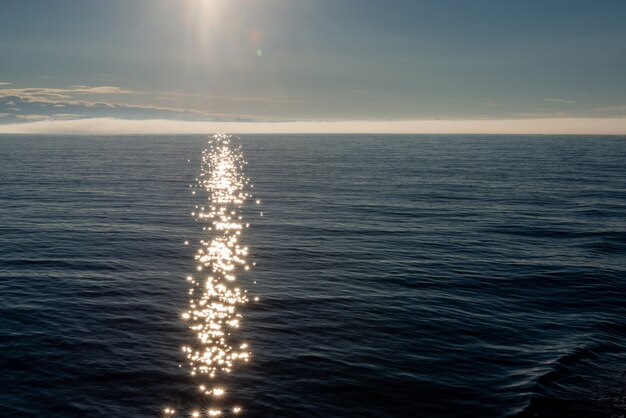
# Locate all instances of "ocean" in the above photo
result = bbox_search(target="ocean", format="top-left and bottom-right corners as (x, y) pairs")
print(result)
(0, 134), (625, 417)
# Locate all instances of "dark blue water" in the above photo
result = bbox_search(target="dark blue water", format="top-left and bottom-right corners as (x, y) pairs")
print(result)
(1, 134), (625, 417)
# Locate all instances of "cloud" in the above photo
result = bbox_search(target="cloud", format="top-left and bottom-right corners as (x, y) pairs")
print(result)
(0, 82), (11, 86)
(0, 85), (286, 116)
(0, 84), (262, 121)
(52, 113), (82, 119)
(0, 117), (625, 135)
(592, 105), (626, 116)
(0, 85), (133, 104)
(513, 111), (570, 118)
(544, 98), (576, 104)
(67, 86), (133, 94)
(15, 114), (51, 121)
(0, 94), (260, 125)
(167, 91), (307, 104)
(5, 113), (79, 122)
(0, 83), (304, 123)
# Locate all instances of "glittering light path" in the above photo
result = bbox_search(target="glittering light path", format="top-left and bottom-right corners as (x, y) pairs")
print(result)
(165, 134), (254, 417)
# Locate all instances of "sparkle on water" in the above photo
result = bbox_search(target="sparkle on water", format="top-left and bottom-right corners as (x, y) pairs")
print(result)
(166, 134), (252, 417)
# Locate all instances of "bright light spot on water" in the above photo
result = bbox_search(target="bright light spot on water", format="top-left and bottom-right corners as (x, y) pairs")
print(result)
(177, 134), (255, 414)
(233, 406), (242, 414)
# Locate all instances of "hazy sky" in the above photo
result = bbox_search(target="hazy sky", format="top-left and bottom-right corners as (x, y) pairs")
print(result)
(1, 0), (626, 132)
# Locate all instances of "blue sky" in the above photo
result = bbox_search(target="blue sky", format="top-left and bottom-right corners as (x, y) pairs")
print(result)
(1, 0), (626, 132)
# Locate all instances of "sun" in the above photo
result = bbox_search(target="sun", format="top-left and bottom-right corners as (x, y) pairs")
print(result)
(181, 0), (230, 47)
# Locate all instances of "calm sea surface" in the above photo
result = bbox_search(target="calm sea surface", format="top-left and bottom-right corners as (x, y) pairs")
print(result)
(1, 134), (625, 418)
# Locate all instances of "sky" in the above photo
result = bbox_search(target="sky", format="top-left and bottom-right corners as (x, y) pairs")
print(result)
(1, 0), (626, 133)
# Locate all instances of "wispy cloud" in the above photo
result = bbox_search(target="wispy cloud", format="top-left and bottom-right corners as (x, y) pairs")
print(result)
(449, 98), (498, 107)
(0, 85), (297, 114)
(592, 105), (626, 115)
(0, 84), (266, 123)
(3, 110), (107, 122)
(0, 85), (133, 104)
(15, 114), (51, 121)
(544, 98), (576, 104)
(52, 113), (82, 120)
(165, 91), (307, 104)
(513, 111), (570, 118)
(66, 86), (133, 94)
(0, 82), (11, 86)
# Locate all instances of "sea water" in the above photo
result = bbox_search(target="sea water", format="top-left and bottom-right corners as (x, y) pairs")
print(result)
(0, 134), (625, 417)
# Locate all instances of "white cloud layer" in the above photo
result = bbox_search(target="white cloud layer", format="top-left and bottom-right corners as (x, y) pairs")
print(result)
(0, 86), (131, 104)
(0, 117), (625, 135)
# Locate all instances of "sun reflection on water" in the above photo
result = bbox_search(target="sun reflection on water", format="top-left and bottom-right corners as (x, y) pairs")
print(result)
(165, 134), (253, 417)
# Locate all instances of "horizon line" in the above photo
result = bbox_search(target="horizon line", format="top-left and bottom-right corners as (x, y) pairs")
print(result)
(0, 117), (625, 135)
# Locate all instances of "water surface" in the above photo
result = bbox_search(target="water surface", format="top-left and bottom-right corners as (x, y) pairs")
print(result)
(0, 134), (625, 417)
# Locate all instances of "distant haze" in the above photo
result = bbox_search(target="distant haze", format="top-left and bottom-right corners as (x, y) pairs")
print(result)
(1, 117), (625, 135)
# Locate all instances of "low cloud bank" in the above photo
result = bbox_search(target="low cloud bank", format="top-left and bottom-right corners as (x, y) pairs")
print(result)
(1, 117), (625, 135)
